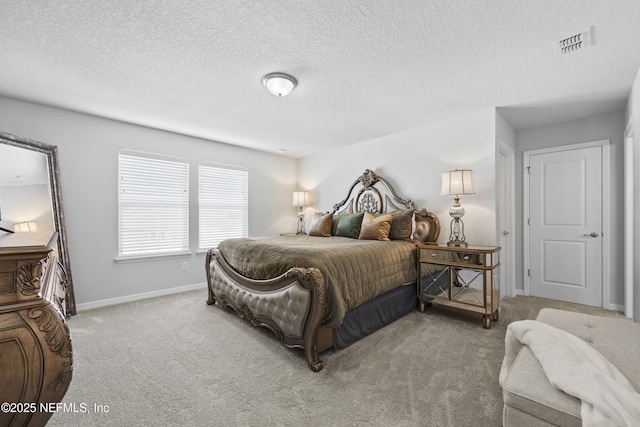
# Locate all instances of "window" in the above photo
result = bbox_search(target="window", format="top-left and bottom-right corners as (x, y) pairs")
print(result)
(199, 164), (248, 250)
(117, 150), (189, 259)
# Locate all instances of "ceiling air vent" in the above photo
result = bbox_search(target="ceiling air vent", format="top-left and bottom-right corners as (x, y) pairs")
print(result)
(552, 27), (592, 56)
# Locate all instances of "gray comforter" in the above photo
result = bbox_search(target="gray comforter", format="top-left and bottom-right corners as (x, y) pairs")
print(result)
(218, 235), (417, 327)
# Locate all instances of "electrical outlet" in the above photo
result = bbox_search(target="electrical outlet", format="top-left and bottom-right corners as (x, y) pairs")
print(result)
(182, 262), (188, 271)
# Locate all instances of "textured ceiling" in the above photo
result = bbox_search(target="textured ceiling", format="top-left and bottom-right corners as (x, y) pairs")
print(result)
(1, 1), (639, 157)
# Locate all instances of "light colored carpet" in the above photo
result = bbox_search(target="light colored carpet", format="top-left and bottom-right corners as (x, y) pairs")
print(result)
(47, 289), (622, 427)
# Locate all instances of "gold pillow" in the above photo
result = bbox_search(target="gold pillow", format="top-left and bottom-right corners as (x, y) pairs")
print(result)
(309, 212), (333, 237)
(359, 212), (393, 241)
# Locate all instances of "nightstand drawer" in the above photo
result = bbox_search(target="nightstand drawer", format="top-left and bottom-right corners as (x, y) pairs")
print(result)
(421, 249), (441, 260)
(457, 252), (483, 265)
(419, 247), (496, 268)
(417, 247), (465, 265)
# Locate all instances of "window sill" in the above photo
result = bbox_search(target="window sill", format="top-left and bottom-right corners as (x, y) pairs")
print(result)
(196, 248), (217, 255)
(114, 252), (192, 264)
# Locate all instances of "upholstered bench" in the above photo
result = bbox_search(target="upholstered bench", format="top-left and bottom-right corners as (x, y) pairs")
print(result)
(500, 308), (640, 426)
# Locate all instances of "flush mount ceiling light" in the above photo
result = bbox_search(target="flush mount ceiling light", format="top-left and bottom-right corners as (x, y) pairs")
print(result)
(262, 72), (297, 97)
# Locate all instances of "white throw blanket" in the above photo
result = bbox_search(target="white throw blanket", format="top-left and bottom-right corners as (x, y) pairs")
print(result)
(500, 320), (640, 426)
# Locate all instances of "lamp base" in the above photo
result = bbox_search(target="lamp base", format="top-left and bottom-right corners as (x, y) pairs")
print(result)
(447, 238), (468, 247)
(296, 216), (306, 235)
(448, 217), (467, 247)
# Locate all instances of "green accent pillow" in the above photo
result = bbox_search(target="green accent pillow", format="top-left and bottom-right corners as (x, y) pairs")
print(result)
(335, 212), (364, 238)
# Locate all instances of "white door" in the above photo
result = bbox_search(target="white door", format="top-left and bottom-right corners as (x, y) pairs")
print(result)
(497, 143), (514, 297)
(527, 144), (603, 306)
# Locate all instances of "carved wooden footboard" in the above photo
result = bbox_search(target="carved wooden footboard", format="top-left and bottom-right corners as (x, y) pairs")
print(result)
(206, 248), (327, 372)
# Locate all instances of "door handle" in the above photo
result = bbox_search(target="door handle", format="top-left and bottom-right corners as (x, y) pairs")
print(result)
(582, 232), (599, 237)
(502, 231), (510, 236)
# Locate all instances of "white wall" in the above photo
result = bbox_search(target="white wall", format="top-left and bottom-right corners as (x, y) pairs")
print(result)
(514, 110), (627, 309)
(626, 67), (640, 322)
(495, 111), (516, 296)
(495, 112), (516, 152)
(0, 97), (298, 308)
(299, 108), (498, 246)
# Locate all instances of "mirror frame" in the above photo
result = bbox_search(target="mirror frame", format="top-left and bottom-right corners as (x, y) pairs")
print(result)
(0, 131), (76, 315)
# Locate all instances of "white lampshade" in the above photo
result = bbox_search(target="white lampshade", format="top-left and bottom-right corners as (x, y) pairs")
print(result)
(292, 191), (310, 207)
(262, 72), (297, 97)
(441, 170), (475, 197)
(13, 221), (38, 232)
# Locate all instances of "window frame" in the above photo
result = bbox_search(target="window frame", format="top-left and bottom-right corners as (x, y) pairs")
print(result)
(198, 162), (249, 251)
(116, 149), (190, 262)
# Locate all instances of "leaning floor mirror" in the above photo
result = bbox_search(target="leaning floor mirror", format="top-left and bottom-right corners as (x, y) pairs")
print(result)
(0, 131), (76, 315)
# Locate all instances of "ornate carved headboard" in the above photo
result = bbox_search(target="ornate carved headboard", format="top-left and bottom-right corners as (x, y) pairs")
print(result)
(331, 169), (440, 243)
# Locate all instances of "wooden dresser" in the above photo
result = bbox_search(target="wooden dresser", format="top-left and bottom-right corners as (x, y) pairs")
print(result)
(0, 232), (72, 427)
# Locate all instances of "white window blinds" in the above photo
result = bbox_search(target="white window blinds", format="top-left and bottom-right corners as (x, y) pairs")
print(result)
(199, 164), (248, 250)
(118, 150), (189, 258)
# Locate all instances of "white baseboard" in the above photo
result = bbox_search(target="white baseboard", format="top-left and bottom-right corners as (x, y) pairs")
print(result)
(509, 290), (623, 313)
(608, 302), (624, 313)
(511, 289), (525, 297)
(76, 282), (207, 312)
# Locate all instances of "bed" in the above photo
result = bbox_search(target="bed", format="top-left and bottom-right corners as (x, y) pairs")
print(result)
(205, 169), (440, 371)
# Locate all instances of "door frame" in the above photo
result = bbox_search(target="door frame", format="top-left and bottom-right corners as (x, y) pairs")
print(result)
(523, 139), (611, 308)
(624, 121), (635, 318)
(497, 141), (516, 297)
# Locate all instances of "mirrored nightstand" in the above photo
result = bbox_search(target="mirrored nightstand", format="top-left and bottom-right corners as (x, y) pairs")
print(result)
(417, 243), (501, 328)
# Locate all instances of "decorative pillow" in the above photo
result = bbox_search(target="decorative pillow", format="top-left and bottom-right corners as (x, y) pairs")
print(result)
(359, 212), (393, 241)
(388, 209), (415, 240)
(308, 212), (333, 237)
(413, 217), (431, 242)
(335, 212), (364, 239)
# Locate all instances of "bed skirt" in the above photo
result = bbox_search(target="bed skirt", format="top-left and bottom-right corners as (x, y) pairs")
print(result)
(332, 281), (416, 349)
